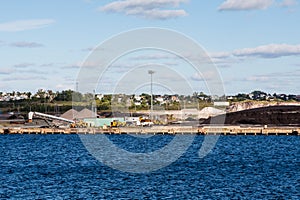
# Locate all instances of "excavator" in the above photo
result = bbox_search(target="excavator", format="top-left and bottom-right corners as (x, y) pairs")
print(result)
(110, 120), (126, 127)
(69, 120), (88, 128)
(138, 117), (154, 127)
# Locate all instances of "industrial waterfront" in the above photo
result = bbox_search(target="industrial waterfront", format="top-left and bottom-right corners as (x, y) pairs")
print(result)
(1, 103), (300, 136)
(1, 126), (300, 136)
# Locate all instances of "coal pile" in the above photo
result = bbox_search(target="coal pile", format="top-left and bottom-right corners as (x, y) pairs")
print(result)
(201, 105), (300, 126)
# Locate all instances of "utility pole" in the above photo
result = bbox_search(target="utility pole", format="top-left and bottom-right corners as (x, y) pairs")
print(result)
(76, 82), (79, 92)
(148, 70), (155, 120)
(92, 89), (97, 117)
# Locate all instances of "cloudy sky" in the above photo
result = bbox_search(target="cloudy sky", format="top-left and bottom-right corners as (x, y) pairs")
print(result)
(0, 0), (299, 95)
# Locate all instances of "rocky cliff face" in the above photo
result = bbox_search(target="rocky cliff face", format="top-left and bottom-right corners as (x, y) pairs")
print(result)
(227, 101), (300, 113)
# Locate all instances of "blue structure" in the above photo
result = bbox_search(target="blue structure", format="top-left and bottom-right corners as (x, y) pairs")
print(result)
(83, 118), (124, 127)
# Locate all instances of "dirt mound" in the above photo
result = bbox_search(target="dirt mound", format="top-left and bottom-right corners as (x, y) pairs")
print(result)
(60, 109), (78, 120)
(77, 108), (97, 119)
(227, 101), (300, 112)
(202, 105), (300, 126)
(199, 107), (225, 118)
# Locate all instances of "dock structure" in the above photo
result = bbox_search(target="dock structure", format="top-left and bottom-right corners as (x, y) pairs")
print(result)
(0, 126), (299, 136)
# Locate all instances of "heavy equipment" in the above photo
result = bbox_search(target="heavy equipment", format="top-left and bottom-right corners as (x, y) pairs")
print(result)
(28, 111), (75, 128)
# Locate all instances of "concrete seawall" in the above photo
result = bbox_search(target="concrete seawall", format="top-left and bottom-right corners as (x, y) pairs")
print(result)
(0, 126), (299, 136)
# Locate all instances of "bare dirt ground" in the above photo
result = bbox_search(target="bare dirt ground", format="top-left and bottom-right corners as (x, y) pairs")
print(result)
(202, 105), (300, 126)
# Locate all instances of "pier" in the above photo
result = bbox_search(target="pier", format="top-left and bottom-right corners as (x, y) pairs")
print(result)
(0, 126), (299, 136)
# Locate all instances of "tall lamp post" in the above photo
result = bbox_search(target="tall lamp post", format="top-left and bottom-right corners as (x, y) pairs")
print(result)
(148, 70), (155, 120)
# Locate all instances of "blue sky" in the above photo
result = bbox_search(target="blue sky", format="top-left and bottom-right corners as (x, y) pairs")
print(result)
(0, 0), (299, 95)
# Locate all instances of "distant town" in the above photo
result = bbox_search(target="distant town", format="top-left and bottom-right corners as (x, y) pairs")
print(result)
(1, 89), (299, 102)
(0, 89), (299, 114)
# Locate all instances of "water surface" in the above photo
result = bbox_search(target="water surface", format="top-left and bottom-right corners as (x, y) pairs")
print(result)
(0, 135), (299, 199)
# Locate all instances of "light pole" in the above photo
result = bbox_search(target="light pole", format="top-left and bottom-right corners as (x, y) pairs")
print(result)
(148, 70), (155, 120)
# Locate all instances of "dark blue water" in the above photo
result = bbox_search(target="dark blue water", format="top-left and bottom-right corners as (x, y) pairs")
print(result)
(0, 134), (299, 199)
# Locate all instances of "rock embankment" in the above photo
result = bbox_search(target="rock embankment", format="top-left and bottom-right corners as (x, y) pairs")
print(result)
(202, 105), (300, 126)
(227, 101), (300, 113)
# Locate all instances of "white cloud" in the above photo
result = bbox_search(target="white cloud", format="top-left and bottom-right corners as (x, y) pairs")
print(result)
(13, 62), (35, 68)
(233, 44), (300, 58)
(241, 70), (300, 93)
(279, 0), (298, 7)
(99, 0), (188, 19)
(55, 84), (74, 91)
(126, 43), (300, 69)
(101, 0), (187, 11)
(209, 52), (231, 59)
(218, 0), (274, 11)
(0, 68), (13, 75)
(2, 76), (47, 82)
(82, 47), (95, 52)
(208, 52), (240, 68)
(62, 64), (81, 69)
(10, 41), (44, 48)
(40, 63), (55, 67)
(191, 71), (216, 81)
(131, 53), (177, 60)
(0, 19), (55, 32)
(62, 61), (100, 70)
(16, 68), (48, 75)
(206, 43), (300, 67)
(245, 76), (270, 82)
(131, 9), (187, 19)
